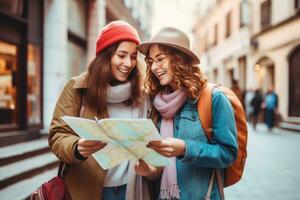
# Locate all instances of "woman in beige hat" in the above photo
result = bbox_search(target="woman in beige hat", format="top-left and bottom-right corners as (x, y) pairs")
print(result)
(139, 27), (238, 200)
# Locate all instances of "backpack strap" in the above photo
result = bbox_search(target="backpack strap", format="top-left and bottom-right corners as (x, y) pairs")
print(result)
(205, 169), (225, 200)
(205, 169), (216, 200)
(216, 169), (225, 199)
(198, 83), (225, 200)
(197, 83), (218, 141)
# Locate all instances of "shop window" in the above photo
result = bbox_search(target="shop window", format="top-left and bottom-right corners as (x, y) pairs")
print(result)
(27, 44), (41, 125)
(0, 41), (17, 125)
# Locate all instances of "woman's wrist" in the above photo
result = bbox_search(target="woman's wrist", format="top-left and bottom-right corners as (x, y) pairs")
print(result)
(146, 167), (163, 180)
(74, 144), (87, 160)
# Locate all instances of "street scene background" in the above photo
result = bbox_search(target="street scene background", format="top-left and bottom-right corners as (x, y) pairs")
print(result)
(0, 0), (300, 199)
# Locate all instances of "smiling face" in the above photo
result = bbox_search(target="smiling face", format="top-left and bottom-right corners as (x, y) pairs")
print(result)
(147, 44), (176, 89)
(110, 41), (138, 82)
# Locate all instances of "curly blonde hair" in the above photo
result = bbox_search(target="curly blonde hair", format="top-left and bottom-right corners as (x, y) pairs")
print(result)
(144, 44), (207, 99)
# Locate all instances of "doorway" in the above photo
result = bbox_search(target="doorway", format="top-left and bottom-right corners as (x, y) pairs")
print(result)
(288, 46), (300, 117)
(254, 57), (275, 93)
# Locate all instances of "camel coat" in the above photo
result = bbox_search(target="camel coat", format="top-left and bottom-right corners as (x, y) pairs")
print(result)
(49, 72), (152, 200)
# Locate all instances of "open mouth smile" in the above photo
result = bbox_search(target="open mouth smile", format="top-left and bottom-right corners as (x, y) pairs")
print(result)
(156, 71), (166, 79)
(117, 67), (130, 75)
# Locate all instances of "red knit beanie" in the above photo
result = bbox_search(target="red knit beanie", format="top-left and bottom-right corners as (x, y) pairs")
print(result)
(96, 21), (141, 55)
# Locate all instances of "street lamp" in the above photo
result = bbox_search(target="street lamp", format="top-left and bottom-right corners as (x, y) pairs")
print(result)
(254, 64), (261, 71)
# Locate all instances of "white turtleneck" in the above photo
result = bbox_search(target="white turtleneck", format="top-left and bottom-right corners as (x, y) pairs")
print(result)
(102, 81), (149, 187)
(103, 102), (140, 187)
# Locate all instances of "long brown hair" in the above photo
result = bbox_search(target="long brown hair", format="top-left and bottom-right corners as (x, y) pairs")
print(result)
(86, 42), (141, 118)
(145, 44), (207, 99)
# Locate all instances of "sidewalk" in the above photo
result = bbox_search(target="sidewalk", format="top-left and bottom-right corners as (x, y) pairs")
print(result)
(225, 123), (300, 200)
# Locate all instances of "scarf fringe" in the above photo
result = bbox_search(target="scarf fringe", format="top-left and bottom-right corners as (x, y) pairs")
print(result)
(159, 184), (180, 200)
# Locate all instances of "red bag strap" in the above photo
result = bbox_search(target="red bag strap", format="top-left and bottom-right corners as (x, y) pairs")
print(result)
(197, 83), (218, 141)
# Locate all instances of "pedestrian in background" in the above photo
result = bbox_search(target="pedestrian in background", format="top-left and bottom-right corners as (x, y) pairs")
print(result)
(263, 85), (279, 131)
(138, 27), (238, 200)
(48, 20), (161, 200)
(250, 89), (263, 130)
(244, 88), (255, 121)
(231, 79), (244, 106)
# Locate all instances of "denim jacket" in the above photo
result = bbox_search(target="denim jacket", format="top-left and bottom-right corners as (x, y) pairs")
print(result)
(158, 89), (238, 200)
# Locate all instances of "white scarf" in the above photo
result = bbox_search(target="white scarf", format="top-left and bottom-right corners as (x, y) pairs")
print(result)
(107, 81), (131, 103)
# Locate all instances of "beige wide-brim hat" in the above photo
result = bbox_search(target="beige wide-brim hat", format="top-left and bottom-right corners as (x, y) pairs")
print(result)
(138, 27), (200, 64)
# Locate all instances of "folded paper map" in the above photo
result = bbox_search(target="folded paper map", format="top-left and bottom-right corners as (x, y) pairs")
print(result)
(61, 116), (169, 170)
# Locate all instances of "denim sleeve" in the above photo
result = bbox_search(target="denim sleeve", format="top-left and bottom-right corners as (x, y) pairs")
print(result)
(179, 90), (238, 168)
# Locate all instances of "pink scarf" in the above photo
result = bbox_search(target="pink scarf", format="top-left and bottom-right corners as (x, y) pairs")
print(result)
(154, 88), (187, 200)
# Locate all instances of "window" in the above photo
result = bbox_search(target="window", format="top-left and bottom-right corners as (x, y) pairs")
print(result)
(0, 41), (17, 125)
(204, 32), (208, 51)
(0, 0), (24, 16)
(68, 0), (87, 39)
(225, 11), (232, 38)
(213, 68), (218, 83)
(67, 0), (87, 78)
(67, 41), (87, 78)
(27, 44), (41, 125)
(261, 0), (272, 30)
(213, 24), (218, 46)
(228, 68), (234, 87)
(240, 0), (250, 27)
(296, 0), (300, 10)
(238, 56), (247, 89)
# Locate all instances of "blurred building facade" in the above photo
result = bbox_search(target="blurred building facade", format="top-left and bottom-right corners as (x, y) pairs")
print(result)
(0, 0), (153, 145)
(193, 0), (300, 121)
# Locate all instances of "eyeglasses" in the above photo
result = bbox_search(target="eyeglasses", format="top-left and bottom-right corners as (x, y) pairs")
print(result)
(144, 55), (167, 68)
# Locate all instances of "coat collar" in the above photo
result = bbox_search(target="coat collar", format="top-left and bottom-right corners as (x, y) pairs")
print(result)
(72, 72), (88, 89)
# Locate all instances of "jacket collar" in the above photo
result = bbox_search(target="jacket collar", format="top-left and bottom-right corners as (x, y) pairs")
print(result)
(187, 97), (198, 104)
(72, 72), (88, 89)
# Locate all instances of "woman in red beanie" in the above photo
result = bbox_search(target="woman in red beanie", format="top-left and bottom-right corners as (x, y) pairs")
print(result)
(48, 21), (161, 200)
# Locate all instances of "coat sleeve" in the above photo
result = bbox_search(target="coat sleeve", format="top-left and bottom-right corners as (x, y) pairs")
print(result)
(48, 79), (83, 164)
(179, 90), (238, 168)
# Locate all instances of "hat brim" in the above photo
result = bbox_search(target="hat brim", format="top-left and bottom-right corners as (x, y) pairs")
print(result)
(138, 41), (200, 64)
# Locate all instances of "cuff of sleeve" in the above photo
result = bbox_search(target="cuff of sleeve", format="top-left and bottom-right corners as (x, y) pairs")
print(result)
(74, 144), (87, 161)
(58, 134), (85, 164)
(177, 140), (195, 163)
(178, 140), (205, 163)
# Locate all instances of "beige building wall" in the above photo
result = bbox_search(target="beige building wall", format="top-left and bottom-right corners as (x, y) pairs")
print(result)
(194, 0), (300, 120)
(193, 0), (251, 89)
(250, 0), (300, 120)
